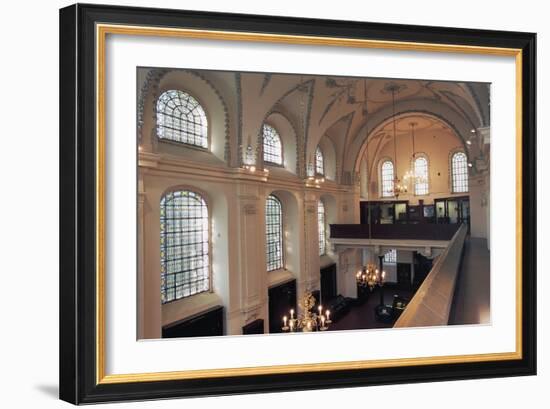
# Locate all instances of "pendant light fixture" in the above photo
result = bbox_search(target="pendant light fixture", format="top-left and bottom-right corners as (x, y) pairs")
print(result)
(387, 84), (407, 198)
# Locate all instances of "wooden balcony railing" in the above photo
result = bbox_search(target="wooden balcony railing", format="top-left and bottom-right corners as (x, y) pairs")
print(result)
(329, 223), (460, 241)
(393, 223), (468, 328)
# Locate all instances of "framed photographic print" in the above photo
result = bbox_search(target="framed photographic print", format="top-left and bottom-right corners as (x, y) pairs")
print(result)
(59, 3), (536, 404)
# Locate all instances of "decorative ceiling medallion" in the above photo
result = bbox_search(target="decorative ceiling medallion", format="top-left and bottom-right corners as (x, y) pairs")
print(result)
(381, 82), (407, 95)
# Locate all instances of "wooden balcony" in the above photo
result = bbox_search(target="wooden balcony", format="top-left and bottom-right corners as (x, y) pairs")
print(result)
(394, 223), (468, 328)
(329, 223), (460, 241)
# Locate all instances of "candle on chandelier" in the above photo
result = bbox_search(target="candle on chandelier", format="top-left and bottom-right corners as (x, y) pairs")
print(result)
(321, 315), (326, 326)
(326, 310), (331, 320)
(290, 309), (294, 319)
(283, 316), (287, 326)
(318, 305), (323, 314)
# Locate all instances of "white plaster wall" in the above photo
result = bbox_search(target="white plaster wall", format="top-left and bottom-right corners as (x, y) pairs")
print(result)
(370, 126), (468, 205)
(138, 154), (355, 337)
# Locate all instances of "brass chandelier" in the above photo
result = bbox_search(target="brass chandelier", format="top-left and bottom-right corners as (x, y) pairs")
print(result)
(403, 121), (427, 187)
(356, 263), (386, 291)
(281, 292), (331, 332)
(387, 83), (408, 198)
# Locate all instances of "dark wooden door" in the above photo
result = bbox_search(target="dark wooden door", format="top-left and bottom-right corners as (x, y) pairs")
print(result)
(320, 264), (337, 305)
(268, 279), (297, 334)
(396, 263), (412, 290)
(413, 251), (433, 290)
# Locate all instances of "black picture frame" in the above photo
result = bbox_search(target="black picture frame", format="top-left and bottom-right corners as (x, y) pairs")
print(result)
(59, 3), (536, 405)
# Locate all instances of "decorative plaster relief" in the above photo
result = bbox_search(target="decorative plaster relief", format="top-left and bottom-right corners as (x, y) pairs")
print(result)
(243, 204), (257, 215)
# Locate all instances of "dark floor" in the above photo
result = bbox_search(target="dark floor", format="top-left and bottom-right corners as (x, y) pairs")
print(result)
(328, 285), (415, 331)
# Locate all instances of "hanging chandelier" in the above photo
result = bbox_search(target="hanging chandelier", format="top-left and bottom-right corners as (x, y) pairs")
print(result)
(403, 122), (427, 186)
(387, 83), (408, 198)
(356, 263), (386, 291)
(281, 292), (331, 332)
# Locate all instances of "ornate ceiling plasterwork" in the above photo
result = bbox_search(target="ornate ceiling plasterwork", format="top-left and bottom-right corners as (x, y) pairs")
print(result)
(139, 69), (489, 181)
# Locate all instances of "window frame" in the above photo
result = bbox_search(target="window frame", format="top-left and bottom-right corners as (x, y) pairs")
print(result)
(262, 124), (284, 166)
(318, 200), (326, 256)
(380, 159), (395, 198)
(160, 189), (212, 304)
(384, 249), (397, 264)
(451, 151), (469, 193)
(265, 194), (285, 272)
(315, 146), (325, 176)
(156, 89), (210, 150)
(413, 154), (429, 196)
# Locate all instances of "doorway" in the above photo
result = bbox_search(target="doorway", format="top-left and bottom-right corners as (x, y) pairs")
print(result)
(268, 279), (297, 334)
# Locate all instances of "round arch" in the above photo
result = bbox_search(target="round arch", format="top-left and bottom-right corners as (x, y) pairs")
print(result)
(142, 69), (230, 164)
(264, 112), (298, 174)
(264, 189), (302, 278)
(352, 111), (469, 175)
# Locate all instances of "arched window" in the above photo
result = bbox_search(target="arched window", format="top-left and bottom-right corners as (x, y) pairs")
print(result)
(265, 195), (284, 271)
(156, 90), (208, 148)
(318, 200), (326, 256)
(414, 156), (429, 195)
(381, 160), (394, 197)
(384, 249), (397, 264)
(160, 190), (209, 303)
(263, 124), (283, 165)
(451, 152), (469, 193)
(315, 146), (325, 175)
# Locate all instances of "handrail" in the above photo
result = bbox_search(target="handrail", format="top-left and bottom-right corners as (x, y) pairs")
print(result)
(394, 223), (468, 328)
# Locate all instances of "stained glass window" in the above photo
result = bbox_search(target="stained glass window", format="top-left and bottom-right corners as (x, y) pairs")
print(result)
(318, 200), (326, 256)
(414, 156), (429, 195)
(381, 160), (394, 197)
(156, 90), (208, 148)
(452, 152), (469, 193)
(384, 249), (397, 264)
(265, 195), (284, 271)
(315, 146), (324, 175)
(263, 124), (283, 165)
(160, 190), (209, 303)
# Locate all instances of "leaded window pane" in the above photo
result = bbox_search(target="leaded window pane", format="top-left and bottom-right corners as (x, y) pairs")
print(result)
(265, 195), (283, 271)
(160, 190), (209, 303)
(157, 90), (208, 148)
(452, 152), (469, 193)
(315, 146), (324, 175)
(384, 249), (397, 264)
(263, 124), (283, 165)
(414, 157), (429, 195)
(318, 200), (326, 255)
(381, 161), (394, 197)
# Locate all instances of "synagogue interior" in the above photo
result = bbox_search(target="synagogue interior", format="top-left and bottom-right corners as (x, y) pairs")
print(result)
(137, 68), (491, 339)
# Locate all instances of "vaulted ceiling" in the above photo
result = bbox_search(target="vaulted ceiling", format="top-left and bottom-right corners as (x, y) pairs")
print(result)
(138, 68), (490, 180)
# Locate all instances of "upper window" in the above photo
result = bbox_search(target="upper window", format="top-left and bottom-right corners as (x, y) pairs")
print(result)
(318, 200), (326, 256)
(263, 124), (283, 165)
(381, 160), (395, 197)
(384, 249), (397, 264)
(414, 156), (429, 195)
(265, 195), (284, 271)
(156, 90), (208, 148)
(315, 146), (325, 175)
(160, 190), (210, 303)
(451, 152), (469, 193)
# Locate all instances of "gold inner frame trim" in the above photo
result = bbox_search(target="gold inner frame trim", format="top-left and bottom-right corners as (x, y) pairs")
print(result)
(95, 23), (523, 385)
